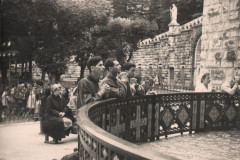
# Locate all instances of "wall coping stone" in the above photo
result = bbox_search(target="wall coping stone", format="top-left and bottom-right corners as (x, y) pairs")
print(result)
(139, 16), (203, 47)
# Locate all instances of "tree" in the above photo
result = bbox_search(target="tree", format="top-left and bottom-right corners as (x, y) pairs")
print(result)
(111, 0), (129, 18)
(170, 0), (203, 24)
(29, 0), (68, 83)
(1, 0), (37, 84)
(149, 0), (203, 33)
(148, 0), (170, 33)
(55, 0), (113, 79)
(91, 17), (158, 64)
(1, 0), (204, 85)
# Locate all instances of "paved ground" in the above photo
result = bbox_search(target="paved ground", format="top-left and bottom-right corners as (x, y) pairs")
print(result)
(0, 122), (78, 160)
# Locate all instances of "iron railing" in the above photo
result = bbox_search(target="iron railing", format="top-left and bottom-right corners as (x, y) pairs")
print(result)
(77, 92), (240, 159)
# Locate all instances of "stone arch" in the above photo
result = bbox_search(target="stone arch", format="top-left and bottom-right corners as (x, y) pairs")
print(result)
(193, 36), (202, 87)
(189, 26), (202, 88)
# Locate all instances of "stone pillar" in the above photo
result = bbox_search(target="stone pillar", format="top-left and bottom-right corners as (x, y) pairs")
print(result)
(168, 23), (180, 35)
(202, 0), (240, 87)
(168, 22), (180, 47)
(168, 15), (180, 87)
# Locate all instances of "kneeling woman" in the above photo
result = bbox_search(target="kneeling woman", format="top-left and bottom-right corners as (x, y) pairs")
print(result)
(44, 84), (76, 144)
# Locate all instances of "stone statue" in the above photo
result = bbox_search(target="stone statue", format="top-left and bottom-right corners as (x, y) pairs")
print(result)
(170, 4), (178, 25)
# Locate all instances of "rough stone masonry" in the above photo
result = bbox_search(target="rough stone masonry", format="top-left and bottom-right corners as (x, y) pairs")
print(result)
(132, 0), (240, 90)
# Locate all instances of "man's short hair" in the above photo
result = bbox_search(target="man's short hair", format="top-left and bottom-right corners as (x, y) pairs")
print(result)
(87, 56), (102, 72)
(122, 62), (136, 71)
(104, 58), (116, 71)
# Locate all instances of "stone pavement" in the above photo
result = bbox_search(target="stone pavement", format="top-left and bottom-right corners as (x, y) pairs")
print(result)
(0, 122), (78, 160)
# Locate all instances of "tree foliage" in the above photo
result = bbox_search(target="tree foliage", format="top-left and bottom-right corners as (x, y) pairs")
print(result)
(54, 0), (113, 78)
(1, 0), (37, 84)
(111, 0), (203, 33)
(91, 17), (158, 64)
(30, 0), (69, 83)
(149, 0), (203, 32)
(1, 0), (204, 83)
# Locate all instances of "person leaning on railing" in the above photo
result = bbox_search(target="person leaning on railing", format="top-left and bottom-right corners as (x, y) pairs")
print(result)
(221, 75), (240, 130)
(77, 56), (110, 109)
(195, 73), (213, 92)
(64, 57), (110, 160)
(221, 76), (239, 96)
(121, 62), (145, 96)
(100, 58), (129, 100)
(135, 75), (148, 94)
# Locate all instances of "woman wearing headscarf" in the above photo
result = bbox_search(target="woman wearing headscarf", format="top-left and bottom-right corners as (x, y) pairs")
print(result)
(195, 73), (213, 92)
(44, 84), (75, 144)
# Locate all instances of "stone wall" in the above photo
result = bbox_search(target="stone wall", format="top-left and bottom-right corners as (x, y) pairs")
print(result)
(132, 17), (203, 88)
(132, 0), (240, 89)
(201, 0), (240, 88)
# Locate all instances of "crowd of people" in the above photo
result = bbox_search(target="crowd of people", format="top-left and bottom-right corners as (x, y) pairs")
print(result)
(1, 56), (240, 160)
(0, 56), (159, 146)
(1, 81), (44, 120)
(0, 82), (78, 118)
(0, 80), (79, 143)
(63, 56), (240, 160)
(77, 57), (148, 110)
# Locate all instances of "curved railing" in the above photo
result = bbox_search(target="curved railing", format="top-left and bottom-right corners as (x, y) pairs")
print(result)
(77, 92), (240, 160)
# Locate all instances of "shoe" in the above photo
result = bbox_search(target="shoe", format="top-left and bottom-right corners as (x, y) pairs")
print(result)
(71, 124), (77, 134)
(74, 148), (78, 152)
(44, 140), (58, 144)
(44, 140), (49, 143)
(44, 135), (49, 143)
(53, 138), (58, 144)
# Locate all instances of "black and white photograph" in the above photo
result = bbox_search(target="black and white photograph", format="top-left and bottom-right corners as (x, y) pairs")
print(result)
(0, 0), (240, 159)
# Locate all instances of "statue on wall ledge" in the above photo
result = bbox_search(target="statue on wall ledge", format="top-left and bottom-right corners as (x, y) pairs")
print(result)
(170, 4), (179, 25)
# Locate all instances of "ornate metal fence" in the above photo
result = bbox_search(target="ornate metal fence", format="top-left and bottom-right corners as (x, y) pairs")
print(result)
(77, 92), (240, 159)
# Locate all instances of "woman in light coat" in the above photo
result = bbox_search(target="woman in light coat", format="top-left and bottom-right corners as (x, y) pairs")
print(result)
(195, 73), (213, 92)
